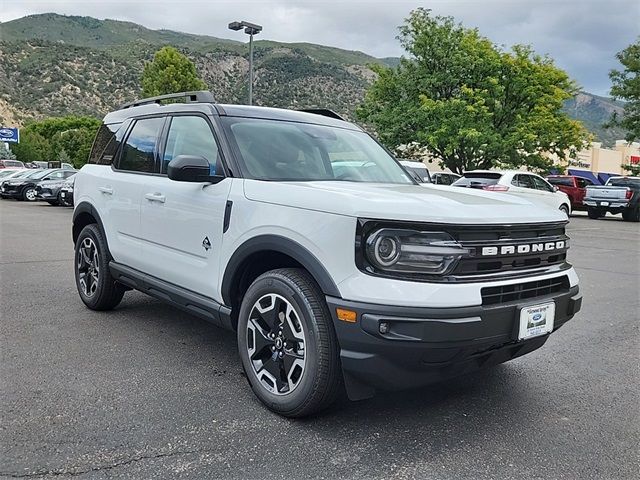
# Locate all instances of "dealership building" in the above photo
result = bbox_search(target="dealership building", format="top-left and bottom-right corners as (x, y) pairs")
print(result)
(564, 140), (640, 184)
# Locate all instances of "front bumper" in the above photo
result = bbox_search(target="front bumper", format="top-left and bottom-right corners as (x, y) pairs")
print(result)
(0, 185), (23, 198)
(327, 286), (581, 400)
(35, 187), (58, 200)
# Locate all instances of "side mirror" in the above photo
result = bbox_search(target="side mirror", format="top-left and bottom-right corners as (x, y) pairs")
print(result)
(553, 185), (559, 192)
(167, 155), (225, 183)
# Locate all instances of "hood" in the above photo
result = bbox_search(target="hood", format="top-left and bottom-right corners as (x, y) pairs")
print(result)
(243, 180), (566, 224)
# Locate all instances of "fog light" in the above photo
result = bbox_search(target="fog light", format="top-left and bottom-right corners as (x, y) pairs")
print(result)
(379, 322), (390, 334)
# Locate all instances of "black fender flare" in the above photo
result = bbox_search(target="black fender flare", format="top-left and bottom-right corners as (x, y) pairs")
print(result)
(72, 201), (107, 243)
(221, 235), (341, 305)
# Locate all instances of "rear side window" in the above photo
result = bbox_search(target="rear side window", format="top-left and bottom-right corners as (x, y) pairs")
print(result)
(512, 174), (534, 189)
(118, 118), (164, 173)
(548, 177), (573, 187)
(89, 123), (126, 165)
(162, 116), (219, 174)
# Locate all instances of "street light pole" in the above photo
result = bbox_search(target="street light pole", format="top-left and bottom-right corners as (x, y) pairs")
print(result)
(228, 20), (263, 106)
(248, 31), (254, 105)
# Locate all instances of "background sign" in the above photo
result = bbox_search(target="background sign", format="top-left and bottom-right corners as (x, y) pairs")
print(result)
(0, 127), (19, 143)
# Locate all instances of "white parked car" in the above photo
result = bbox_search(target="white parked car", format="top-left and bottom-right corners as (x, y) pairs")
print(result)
(72, 91), (581, 417)
(452, 170), (572, 216)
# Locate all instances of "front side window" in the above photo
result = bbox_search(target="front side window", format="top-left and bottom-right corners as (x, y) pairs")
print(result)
(162, 116), (219, 174)
(118, 118), (164, 173)
(532, 175), (554, 192)
(222, 117), (413, 184)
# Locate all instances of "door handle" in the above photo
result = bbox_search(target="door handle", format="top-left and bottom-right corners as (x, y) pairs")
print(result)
(145, 192), (166, 203)
(98, 186), (113, 195)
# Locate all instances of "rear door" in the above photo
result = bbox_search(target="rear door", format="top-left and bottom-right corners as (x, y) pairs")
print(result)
(101, 116), (165, 269)
(139, 114), (232, 298)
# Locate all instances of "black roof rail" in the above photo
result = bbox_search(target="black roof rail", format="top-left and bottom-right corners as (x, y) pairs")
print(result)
(298, 108), (345, 121)
(119, 91), (215, 110)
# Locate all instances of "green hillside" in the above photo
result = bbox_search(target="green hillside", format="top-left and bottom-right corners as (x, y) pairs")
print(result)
(0, 13), (628, 145)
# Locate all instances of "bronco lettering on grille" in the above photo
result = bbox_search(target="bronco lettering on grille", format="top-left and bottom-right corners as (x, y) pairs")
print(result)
(481, 241), (565, 256)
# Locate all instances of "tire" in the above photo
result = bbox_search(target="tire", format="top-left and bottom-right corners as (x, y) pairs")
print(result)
(587, 207), (602, 219)
(22, 187), (37, 202)
(237, 268), (342, 418)
(622, 206), (640, 222)
(559, 204), (570, 217)
(60, 193), (72, 207)
(74, 224), (125, 311)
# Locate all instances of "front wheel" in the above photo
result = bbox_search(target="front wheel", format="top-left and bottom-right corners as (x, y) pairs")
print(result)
(559, 204), (570, 217)
(237, 268), (342, 417)
(22, 187), (37, 202)
(74, 224), (125, 310)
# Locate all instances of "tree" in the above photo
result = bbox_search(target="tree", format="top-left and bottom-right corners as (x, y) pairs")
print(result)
(0, 143), (17, 160)
(609, 39), (640, 142)
(12, 116), (100, 166)
(357, 9), (589, 174)
(141, 46), (207, 97)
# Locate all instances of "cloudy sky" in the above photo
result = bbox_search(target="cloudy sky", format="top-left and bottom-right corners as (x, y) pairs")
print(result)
(2, 0), (638, 96)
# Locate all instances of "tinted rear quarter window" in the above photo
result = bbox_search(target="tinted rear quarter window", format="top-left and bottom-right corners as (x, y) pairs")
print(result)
(89, 123), (126, 165)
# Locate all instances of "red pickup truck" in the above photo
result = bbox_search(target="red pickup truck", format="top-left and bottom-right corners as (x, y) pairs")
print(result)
(546, 175), (596, 211)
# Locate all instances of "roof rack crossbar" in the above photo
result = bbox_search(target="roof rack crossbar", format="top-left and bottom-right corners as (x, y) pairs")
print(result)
(119, 91), (215, 110)
(298, 109), (345, 121)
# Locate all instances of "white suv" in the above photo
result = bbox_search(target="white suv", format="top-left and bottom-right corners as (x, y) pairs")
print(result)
(72, 91), (582, 417)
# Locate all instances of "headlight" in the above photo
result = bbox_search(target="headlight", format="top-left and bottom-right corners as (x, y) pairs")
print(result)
(364, 228), (469, 276)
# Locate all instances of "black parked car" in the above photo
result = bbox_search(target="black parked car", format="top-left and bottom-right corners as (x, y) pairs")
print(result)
(1, 168), (76, 201)
(36, 172), (77, 205)
(58, 176), (75, 207)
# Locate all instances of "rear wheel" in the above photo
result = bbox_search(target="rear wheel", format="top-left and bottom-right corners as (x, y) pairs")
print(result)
(237, 268), (342, 417)
(622, 206), (640, 222)
(587, 207), (603, 219)
(74, 224), (125, 310)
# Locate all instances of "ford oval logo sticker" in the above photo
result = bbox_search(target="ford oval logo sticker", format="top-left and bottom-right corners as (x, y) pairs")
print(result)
(532, 313), (542, 321)
(0, 128), (13, 137)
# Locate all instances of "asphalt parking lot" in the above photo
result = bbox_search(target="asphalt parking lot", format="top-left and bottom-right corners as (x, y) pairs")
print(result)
(1, 201), (638, 480)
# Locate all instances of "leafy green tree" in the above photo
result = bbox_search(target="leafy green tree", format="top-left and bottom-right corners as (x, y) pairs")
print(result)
(57, 149), (72, 164)
(357, 9), (589, 174)
(141, 46), (207, 97)
(0, 143), (17, 160)
(12, 116), (100, 166)
(609, 39), (640, 142)
(12, 130), (51, 163)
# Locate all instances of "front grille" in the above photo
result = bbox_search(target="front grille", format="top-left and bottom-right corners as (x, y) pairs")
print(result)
(449, 222), (569, 279)
(481, 276), (570, 306)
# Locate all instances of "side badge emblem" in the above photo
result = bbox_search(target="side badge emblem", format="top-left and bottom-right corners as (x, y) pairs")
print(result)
(202, 236), (212, 251)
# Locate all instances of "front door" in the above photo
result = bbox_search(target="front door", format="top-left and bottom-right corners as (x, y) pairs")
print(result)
(139, 114), (232, 300)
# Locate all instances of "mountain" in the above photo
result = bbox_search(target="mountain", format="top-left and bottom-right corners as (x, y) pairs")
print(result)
(0, 13), (627, 145)
(563, 92), (626, 146)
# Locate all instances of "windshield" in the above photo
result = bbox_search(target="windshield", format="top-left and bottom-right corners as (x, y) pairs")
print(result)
(222, 117), (414, 184)
(452, 172), (502, 188)
(0, 169), (19, 178)
(28, 169), (55, 180)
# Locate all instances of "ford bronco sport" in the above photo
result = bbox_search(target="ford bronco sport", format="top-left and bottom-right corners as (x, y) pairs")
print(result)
(72, 91), (582, 417)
